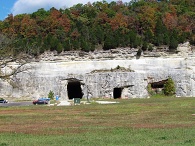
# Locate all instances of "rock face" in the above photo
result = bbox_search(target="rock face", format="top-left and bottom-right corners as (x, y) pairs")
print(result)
(1, 46), (195, 100)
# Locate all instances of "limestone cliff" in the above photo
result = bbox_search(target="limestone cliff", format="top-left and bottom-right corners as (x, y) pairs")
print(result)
(0, 43), (195, 100)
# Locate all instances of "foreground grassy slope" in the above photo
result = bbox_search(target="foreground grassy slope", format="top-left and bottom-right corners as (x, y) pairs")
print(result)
(1, 98), (195, 146)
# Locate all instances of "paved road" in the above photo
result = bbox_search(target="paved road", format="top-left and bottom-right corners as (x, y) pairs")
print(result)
(0, 101), (33, 107)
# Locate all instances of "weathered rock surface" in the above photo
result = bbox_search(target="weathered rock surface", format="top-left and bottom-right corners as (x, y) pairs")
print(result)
(1, 44), (195, 100)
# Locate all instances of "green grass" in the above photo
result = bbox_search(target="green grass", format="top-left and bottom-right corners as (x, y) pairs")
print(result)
(1, 97), (195, 146)
(150, 93), (175, 98)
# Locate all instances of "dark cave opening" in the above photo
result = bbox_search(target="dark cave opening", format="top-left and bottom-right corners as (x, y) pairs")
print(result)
(151, 80), (167, 88)
(113, 88), (123, 99)
(67, 81), (83, 99)
(150, 79), (168, 94)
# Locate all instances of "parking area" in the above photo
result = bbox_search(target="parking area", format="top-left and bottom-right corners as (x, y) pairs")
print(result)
(0, 101), (33, 107)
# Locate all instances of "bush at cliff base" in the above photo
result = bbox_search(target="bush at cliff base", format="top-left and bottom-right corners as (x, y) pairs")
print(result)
(164, 77), (176, 96)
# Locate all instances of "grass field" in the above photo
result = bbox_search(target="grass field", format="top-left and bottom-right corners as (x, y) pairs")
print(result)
(1, 97), (195, 146)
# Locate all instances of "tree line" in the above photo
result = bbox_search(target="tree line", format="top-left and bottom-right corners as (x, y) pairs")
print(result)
(0, 0), (194, 57)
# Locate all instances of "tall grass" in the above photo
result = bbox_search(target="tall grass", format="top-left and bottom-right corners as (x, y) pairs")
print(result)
(1, 97), (195, 145)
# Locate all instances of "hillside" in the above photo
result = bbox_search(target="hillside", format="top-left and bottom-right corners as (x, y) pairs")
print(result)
(0, 0), (194, 58)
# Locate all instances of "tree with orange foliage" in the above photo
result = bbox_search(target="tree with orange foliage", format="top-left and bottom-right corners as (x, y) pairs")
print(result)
(163, 12), (178, 30)
(109, 12), (128, 30)
(137, 5), (157, 34)
(20, 15), (38, 38)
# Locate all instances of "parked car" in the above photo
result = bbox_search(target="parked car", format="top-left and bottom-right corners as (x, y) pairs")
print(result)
(0, 99), (8, 103)
(33, 99), (48, 105)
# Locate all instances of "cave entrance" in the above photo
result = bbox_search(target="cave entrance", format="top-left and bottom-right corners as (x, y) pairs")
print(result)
(67, 80), (83, 100)
(151, 80), (167, 88)
(150, 79), (168, 93)
(113, 88), (123, 99)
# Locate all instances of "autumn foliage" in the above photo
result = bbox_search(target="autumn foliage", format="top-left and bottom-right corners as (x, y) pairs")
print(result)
(0, 0), (194, 56)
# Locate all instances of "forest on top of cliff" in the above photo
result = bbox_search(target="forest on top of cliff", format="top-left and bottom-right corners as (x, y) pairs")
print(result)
(0, 0), (194, 57)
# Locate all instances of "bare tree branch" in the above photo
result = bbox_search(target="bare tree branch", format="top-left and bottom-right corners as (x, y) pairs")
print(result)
(0, 34), (31, 80)
(0, 55), (31, 77)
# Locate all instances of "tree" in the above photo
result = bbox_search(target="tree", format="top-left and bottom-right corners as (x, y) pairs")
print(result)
(163, 11), (178, 30)
(109, 12), (128, 30)
(0, 56), (28, 79)
(56, 43), (63, 53)
(80, 38), (91, 52)
(154, 18), (169, 46)
(144, 29), (154, 43)
(63, 38), (71, 51)
(50, 36), (59, 51)
(48, 90), (54, 100)
(169, 37), (178, 51)
(92, 25), (104, 45)
(20, 15), (38, 41)
(164, 77), (175, 96)
(0, 0), (194, 54)
(129, 30), (140, 48)
(137, 5), (157, 34)
(190, 35), (195, 45)
(136, 48), (142, 59)
(31, 8), (49, 20)
(0, 34), (31, 87)
(103, 33), (117, 50)
(142, 41), (148, 51)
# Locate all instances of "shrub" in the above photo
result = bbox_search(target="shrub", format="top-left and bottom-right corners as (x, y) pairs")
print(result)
(48, 90), (54, 100)
(142, 41), (148, 51)
(147, 84), (155, 96)
(163, 77), (175, 96)
(169, 37), (178, 51)
(148, 44), (153, 51)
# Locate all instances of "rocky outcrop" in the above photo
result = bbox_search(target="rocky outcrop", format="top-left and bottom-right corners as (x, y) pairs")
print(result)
(0, 43), (195, 100)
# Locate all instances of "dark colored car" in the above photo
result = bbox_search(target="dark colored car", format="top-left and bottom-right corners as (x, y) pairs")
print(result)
(33, 99), (48, 105)
(0, 99), (8, 103)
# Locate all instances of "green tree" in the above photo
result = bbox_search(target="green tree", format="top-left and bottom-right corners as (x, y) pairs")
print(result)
(31, 8), (49, 19)
(164, 77), (176, 96)
(154, 18), (169, 46)
(63, 39), (71, 51)
(142, 41), (148, 51)
(93, 25), (104, 44)
(50, 36), (59, 51)
(48, 90), (54, 100)
(56, 43), (63, 53)
(163, 33), (170, 45)
(148, 44), (153, 51)
(190, 35), (195, 45)
(72, 39), (80, 50)
(169, 30), (178, 51)
(144, 29), (153, 43)
(129, 30), (141, 48)
(169, 36), (178, 51)
(81, 38), (90, 52)
(103, 33), (117, 50)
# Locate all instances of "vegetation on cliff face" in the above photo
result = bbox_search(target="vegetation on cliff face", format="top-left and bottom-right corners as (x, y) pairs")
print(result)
(0, 0), (194, 57)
